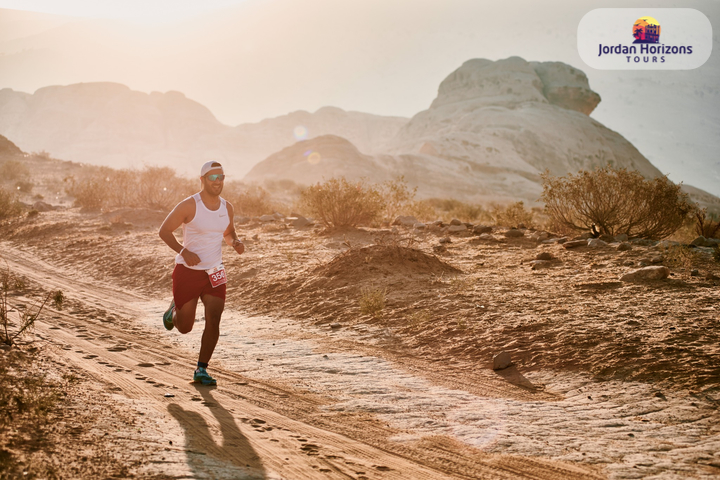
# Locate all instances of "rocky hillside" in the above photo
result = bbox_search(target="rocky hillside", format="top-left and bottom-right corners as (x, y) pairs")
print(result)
(0, 83), (407, 177)
(246, 57), (719, 211)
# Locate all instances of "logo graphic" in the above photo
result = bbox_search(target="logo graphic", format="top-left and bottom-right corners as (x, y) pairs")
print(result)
(632, 16), (661, 43)
(578, 8), (711, 70)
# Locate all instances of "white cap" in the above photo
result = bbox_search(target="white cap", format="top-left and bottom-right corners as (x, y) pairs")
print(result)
(200, 161), (224, 176)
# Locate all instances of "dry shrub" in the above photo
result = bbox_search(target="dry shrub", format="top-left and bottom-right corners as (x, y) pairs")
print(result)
(412, 198), (488, 223)
(0, 159), (29, 181)
(104, 168), (136, 207)
(300, 177), (385, 228)
(224, 182), (279, 217)
(1, 269), (49, 346)
(694, 208), (720, 239)
(541, 167), (694, 240)
(379, 176), (417, 222)
(65, 167), (195, 211)
(0, 187), (22, 220)
(491, 201), (534, 227)
(15, 180), (33, 194)
(64, 175), (108, 211)
(135, 167), (195, 211)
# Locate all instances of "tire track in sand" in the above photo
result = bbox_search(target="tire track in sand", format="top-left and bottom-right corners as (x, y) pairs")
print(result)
(4, 242), (602, 479)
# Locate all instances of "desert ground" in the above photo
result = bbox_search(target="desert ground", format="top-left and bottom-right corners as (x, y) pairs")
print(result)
(1, 199), (719, 479)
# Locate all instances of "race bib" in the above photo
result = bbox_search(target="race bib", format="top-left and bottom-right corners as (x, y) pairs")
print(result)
(206, 265), (227, 288)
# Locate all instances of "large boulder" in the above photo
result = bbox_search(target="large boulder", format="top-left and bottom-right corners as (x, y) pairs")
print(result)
(386, 56), (665, 204)
(620, 266), (670, 282)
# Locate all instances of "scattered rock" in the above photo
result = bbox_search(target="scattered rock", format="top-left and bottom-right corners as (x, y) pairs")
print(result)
(432, 244), (447, 253)
(504, 229), (524, 238)
(614, 233), (629, 242)
(493, 352), (512, 370)
(259, 214), (275, 223)
(450, 218), (463, 226)
(473, 225), (493, 234)
(530, 260), (552, 270)
(439, 237), (452, 244)
(690, 269), (700, 277)
(543, 237), (567, 244)
(587, 238), (607, 248)
(448, 225), (467, 233)
(330, 323), (342, 330)
(620, 266), (670, 282)
(536, 252), (553, 261)
(651, 255), (663, 264)
(530, 231), (549, 242)
(478, 233), (495, 241)
(617, 242), (632, 251)
(164, 393), (175, 398)
(599, 234), (615, 243)
(291, 216), (312, 228)
(563, 240), (587, 249)
(413, 222), (426, 230)
(32, 201), (55, 212)
(631, 238), (657, 246)
(690, 236), (708, 247)
(393, 215), (419, 226)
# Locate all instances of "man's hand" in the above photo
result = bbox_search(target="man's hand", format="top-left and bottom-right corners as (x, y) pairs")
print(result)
(232, 240), (245, 255)
(181, 249), (201, 266)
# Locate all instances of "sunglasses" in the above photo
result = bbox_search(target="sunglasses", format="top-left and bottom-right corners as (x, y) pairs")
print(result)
(205, 174), (225, 181)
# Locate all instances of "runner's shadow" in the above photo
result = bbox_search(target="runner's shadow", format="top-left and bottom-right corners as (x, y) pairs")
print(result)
(168, 386), (266, 478)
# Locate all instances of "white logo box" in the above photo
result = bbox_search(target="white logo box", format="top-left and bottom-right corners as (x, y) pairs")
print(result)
(578, 8), (712, 70)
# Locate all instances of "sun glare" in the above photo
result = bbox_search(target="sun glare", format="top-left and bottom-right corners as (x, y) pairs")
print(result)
(0, 0), (247, 24)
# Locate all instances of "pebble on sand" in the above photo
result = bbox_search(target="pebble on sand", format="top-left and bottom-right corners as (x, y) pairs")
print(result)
(493, 351), (512, 370)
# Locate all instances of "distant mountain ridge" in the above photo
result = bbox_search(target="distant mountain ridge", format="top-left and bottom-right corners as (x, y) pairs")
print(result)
(0, 83), (407, 177)
(1, 58), (719, 211)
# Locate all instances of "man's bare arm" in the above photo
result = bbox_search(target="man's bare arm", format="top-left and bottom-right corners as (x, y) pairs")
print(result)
(159, 198), (202, 265)
(223, 202), (245, 255)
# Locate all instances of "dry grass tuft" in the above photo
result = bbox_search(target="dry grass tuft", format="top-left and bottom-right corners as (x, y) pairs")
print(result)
(359, 285), (387, 317)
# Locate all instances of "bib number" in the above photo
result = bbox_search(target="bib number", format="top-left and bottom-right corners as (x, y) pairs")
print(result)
(206, 265), (227, 288)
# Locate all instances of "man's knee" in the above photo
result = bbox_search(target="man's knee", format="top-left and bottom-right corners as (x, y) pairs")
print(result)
(176, 322), (193, 334)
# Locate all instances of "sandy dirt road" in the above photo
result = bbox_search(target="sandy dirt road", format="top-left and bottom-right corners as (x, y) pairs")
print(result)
(3, 242), (602, 479)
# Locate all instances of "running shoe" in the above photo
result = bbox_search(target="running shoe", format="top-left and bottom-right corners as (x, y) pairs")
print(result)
(163, 300), (175, 331)
(193, 367), (217, 386)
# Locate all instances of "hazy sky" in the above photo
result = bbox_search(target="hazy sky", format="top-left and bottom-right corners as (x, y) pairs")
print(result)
(1, 0), (718, 194)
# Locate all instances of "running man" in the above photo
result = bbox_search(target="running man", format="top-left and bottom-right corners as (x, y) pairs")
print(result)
(159, 161), (244, 386)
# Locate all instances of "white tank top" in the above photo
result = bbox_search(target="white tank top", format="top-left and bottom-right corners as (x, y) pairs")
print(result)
(175, 193), (229, 271)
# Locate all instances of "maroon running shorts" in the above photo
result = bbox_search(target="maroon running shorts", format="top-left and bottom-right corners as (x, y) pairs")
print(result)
(172, 263), (226, 310)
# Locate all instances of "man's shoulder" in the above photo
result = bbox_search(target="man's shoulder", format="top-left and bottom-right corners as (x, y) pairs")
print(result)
(174, 195), (198, 216)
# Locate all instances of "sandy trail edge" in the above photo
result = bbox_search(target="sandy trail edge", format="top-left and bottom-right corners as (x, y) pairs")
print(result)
(2, 242), (601, 479)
